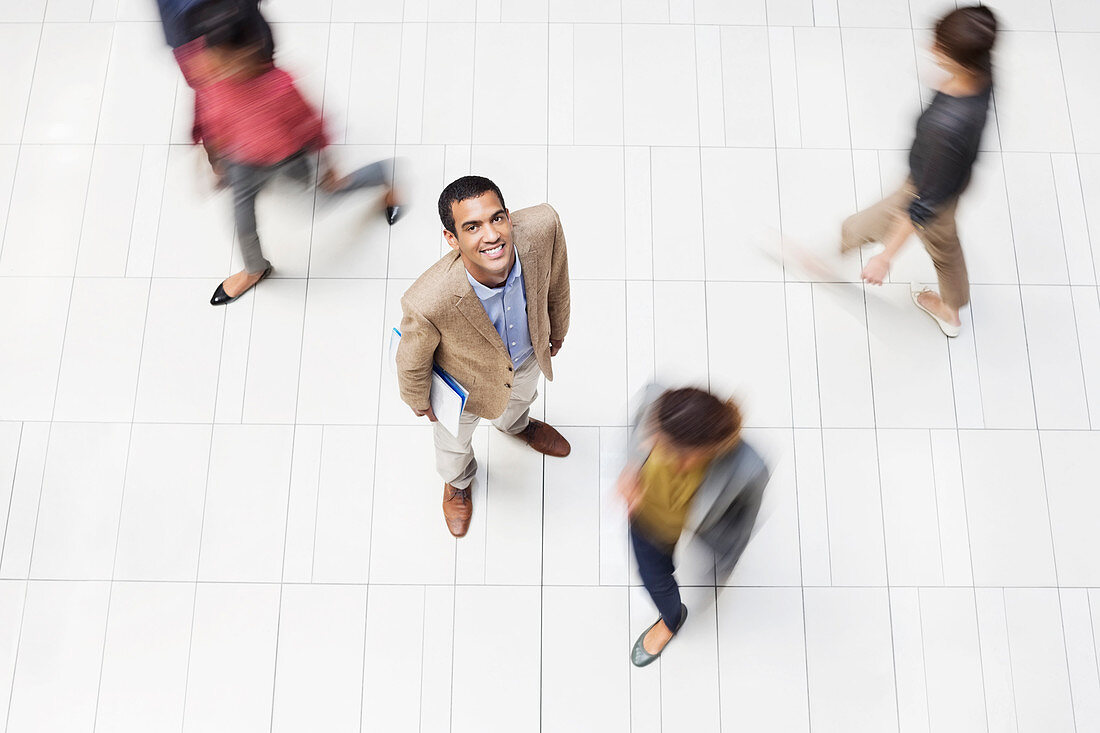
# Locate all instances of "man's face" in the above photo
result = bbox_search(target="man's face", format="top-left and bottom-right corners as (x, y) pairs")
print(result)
(444, 192), (514, 287)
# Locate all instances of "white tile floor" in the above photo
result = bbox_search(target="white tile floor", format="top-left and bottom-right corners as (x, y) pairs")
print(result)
(0, 0), (1099, 730)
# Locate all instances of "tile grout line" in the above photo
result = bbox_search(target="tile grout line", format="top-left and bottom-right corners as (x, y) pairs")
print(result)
(341, 22), (355, 145)
(452, 2), (474, 729)
(569, 21), (574, 147)
(0, 422), (24, 579)
(17, 17), (119, 733)
(944, 326), (995, 733)
(717, 23), (726, 148)
(988, 29), (1081, 728)
(689, 9), (722, 728)
(92, 32), (163, 727)
(834, 16), (905, 730)
(56, 14), (152, 726)
(914, 586), (933, 733)
(266, 4), (343, 721)
(177, 276), (228, 733)
(0, 140), (1045, 151)
(416, 585), (426, 733)
(762, 1), (814, 725)
(308, 426), (325, 583)
(616, 5), (637, 729)
(648, 144), (655, 380)
(14, 419), (1100, 432)
(538, 11), (552, 729)
(0, 19), (44, 268)
(359, 0), (409, 724)
(416, 17), (428, 144)
(3, 274), (1096, 287)
(0, 422), (24, 730)
(786, 0), (835, 591)
(303, 0), (341, 589)
(235, 282), (259, 423)
(1048, 10), (1100, 429)
(924, 439), (946, 585)
(267, 96), (334, 733)
(13, 18), (1100, 31)
(1046, 154), (1093, 430)
(119, 144), (147, 278)
(356, 583), (372, 733)
(1087, 592), (1100, 711)
(2, 577), (1097, 589)
(1000, 588), (1023, 730)
(177, 46), (233, 723)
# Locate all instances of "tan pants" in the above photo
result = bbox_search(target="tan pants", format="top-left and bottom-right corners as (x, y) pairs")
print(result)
(433, 354), (542, 489)
(841, 181), (970, 309)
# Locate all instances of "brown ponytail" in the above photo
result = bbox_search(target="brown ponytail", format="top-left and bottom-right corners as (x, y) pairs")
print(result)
(935, 5), (998, 78)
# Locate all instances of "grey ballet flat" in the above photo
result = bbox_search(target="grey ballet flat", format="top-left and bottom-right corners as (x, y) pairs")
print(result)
(630, 603), (688, 668)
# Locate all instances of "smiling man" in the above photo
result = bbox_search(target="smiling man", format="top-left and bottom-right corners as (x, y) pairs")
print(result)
(396, 176), (572, 538)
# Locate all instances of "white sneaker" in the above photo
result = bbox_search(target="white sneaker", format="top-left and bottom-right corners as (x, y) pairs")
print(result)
(910, 283), (961, 338)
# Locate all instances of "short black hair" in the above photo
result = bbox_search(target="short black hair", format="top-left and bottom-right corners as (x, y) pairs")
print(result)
(438, 176), (506, 235)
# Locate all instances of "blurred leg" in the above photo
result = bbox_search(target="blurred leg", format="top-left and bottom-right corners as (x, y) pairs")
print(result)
(917, 197), (970, 309)
(330, 158), (393, 193)
(227, 162), (273, 274)
(630, 524), (683, 630)
(281, 151), (314, 186)
(840, 183), (914, 253)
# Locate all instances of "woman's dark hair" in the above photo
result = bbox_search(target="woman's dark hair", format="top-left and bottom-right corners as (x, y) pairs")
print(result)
(438, 176), (507, 235)
(653, 387), (742, 451)
(934, 5), (998, 77)
(198, 4), (265, 50)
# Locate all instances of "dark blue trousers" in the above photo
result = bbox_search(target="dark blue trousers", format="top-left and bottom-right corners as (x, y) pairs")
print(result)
(630, 523), (684, 631)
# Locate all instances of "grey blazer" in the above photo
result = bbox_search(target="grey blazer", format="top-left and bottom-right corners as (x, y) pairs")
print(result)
(627, 384), (770, 580)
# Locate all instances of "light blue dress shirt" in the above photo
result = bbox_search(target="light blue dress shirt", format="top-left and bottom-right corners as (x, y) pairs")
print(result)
(466, 248), (534, 368)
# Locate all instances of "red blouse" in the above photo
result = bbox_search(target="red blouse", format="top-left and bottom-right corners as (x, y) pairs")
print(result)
(175, 40), (328, 166)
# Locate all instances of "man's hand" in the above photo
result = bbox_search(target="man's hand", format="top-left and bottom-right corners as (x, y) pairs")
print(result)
(861, 253), (891, 286)
(412, 405), (438, 422)
(549, 338), (564, 357)
(616, 468), (643, 516)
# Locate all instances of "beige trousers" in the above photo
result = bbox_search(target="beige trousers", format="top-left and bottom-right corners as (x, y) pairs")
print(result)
(433, 354), (542, 489)
(841, 181), (970, 309)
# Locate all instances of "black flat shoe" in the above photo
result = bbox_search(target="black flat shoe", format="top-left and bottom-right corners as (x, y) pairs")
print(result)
(385, 205), (405, 226)
(630, 603), (688, 668)
(210, 266), (272, 306)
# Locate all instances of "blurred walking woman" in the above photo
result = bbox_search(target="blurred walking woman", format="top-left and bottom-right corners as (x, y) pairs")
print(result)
(618, 386), (769, 667)
(841, 5), (998, 337)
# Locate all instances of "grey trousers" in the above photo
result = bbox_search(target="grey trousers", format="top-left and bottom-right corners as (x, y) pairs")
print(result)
(226, 152), (392, 274)
(434, 354), (542, 490)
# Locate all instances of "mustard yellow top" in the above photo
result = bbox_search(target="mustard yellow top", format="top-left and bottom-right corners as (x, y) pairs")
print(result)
(633, 443), (711, 548)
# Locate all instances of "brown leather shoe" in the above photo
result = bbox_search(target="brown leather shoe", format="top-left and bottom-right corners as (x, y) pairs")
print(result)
(514, 418), (571, 458)
(442, 483), (472, 538)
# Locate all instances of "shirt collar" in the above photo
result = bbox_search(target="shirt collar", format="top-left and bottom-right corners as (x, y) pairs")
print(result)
(465, 245), (522, 299)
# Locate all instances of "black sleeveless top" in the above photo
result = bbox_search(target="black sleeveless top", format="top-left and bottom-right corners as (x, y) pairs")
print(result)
(907, 84), (992, 228)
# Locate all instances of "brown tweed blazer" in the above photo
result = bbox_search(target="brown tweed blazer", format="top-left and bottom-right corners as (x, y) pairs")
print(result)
(396, 203), (571, 420)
